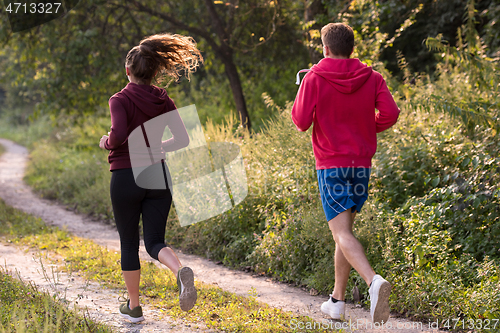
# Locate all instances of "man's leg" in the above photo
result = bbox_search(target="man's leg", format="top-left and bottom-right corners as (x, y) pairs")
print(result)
(331, 211), (356, 301)
(328, 210), (375, 287)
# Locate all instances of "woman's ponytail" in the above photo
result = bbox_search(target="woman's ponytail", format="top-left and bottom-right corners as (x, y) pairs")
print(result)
(125, 33), (203, 84)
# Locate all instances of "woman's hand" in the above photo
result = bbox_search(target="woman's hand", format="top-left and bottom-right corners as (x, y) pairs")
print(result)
(99, 134), (109, 149)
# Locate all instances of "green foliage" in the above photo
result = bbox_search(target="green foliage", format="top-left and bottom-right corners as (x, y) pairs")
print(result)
(0, 2), (124, 118)
(248, 199), (336, 287)
(0, 0), (309, 131)
(0, 198), (51, 239)
(388, 256), (500, 321)
(25, 144), (112, 219)
(0, 270), (113, 333)
(380, 170), (500, 321)
(482, 0), (500, 57)
(0, 199), (112, 333)
(0, 114), (53, 148)
(392, 152), (500, 264)
(378, 0), (499, 75)
(21, 116), (112, 219)
(370, 108), (495, 210)
(418, 38), (500, 134)
(409, 0), (500, 135)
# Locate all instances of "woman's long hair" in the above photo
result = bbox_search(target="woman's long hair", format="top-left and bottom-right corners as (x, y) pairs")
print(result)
(125, 33), (203, 84)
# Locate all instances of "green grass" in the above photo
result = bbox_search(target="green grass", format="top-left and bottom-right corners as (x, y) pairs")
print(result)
(0, 197), (112, 332)
(0, 269), (114, 333)
(0, 198), (337, 333)
(0, 114), (53, 149)
(24, 144), (112, 220)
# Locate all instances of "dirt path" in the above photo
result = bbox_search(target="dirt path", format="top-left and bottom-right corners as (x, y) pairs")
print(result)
(0, 242), (212, 333)
(0, 138), (438, 332)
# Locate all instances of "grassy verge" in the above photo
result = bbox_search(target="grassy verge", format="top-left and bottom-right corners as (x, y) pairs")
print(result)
(0, 198), (338, 333)
(0, 113), (114, 220)
(0, 114), (53, 149)
(0, 269), (114, 333)
(0, 195), (112, 332)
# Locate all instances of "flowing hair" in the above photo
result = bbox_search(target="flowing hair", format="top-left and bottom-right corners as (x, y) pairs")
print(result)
(125, 33), (203, 84)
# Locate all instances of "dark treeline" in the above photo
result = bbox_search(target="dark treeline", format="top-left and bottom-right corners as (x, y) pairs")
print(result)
(0, 0), (498, 130)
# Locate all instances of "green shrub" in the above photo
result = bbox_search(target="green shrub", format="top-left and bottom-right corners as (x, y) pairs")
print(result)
(0, 113), (53, 148)
(25, 141), (112, 220)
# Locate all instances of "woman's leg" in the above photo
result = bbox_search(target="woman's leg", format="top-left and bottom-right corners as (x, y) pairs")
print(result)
(141, 187), (181, 273)
(110, 169), (145, 309)
(142, 186), (197, 311)
(158, 247), (181, 276)
(122, 270), (141, 308)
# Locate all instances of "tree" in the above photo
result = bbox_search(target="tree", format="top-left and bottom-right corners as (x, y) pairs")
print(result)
(0, 0), (309, 129)
(127, 0), (283, 130)
(0, 0), (147, 119)
(303, 0), (327, 64)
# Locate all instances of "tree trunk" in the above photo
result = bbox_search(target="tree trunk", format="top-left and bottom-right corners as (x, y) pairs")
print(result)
(221, 54), (251, 130)
(203, 0), (251, 131)
(130, 0), (252, 130)
(305, 0), (327, 64)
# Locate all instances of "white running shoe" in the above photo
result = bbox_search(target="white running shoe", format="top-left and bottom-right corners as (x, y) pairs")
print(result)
(369, 274), (391, 323)
(321, 295), (345, 320)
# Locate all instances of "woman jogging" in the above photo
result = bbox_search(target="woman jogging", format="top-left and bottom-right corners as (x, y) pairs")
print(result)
(98, 33), (202, 323)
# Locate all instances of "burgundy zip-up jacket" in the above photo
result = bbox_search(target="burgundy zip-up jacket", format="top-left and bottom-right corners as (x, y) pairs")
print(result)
(104, 82), (188, 170)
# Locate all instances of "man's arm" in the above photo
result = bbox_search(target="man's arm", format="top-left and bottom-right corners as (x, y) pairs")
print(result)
(375, 76), (400, 133)
(291, 73), (316, 132)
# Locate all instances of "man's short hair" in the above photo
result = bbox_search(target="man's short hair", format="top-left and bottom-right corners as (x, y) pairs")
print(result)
(321, 23), (354, 57)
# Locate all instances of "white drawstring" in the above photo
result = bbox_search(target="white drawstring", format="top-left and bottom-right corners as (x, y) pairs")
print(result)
(295, 69), (311, 85)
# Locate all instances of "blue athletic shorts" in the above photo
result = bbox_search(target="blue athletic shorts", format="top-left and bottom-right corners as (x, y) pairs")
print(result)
(317, 167), (371, 221)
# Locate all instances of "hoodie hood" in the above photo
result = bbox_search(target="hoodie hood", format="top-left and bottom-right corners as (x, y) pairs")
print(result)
(310, 58), (372, 94)
(121, 82), (170, 117)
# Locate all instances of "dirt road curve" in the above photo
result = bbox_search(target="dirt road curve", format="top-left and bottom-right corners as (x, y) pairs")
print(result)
(0, 138), (437, 332)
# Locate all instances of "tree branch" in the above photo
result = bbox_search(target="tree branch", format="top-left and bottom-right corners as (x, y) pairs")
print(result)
(126, 0), (223, 54)
(203, 0), (231, 49)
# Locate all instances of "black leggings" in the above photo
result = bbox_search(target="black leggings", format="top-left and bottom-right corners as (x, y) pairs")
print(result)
(110, 168), (172, 271)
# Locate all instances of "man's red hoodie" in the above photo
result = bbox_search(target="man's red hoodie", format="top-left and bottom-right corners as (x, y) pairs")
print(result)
(291, 58), (400, 169)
